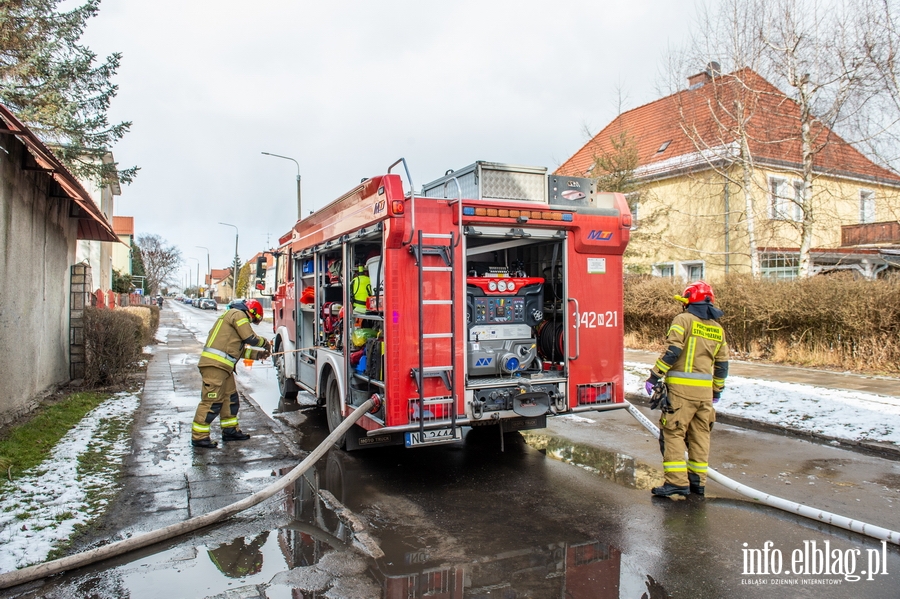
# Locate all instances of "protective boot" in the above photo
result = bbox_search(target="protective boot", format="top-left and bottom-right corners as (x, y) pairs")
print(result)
(222, 428), (251, 441)
(688, 472), (705, 496)
(191, 437), (218, 448)
(651, 482), (690, 497)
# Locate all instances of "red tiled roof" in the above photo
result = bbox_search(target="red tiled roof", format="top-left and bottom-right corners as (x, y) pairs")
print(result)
(209, 268), (231, 283)
(556, 68), (900, 186)
(113, 216), (134, 236)
(0, 103), (120, 242)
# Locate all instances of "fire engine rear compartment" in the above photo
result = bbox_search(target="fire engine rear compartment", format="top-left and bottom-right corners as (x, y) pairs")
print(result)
(273, 161), (629, 450)
(287, 224), (575, 446)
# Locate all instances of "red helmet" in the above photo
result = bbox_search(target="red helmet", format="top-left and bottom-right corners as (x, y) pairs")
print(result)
(245, 299), (264, 324)
(679, 281), (715, 304)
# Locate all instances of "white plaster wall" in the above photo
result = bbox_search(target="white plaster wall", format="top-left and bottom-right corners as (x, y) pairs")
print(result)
(0, 138), (76, 423)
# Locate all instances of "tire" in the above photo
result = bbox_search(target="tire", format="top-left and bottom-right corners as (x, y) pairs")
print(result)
(325, 375), (347, 449)
(274, 350), (298, 401)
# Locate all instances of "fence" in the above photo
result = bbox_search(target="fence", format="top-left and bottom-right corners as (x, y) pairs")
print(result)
(91, 289), (149, 309)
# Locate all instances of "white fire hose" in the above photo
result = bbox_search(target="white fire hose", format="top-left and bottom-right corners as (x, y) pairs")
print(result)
(624, 401), (900, 545)
(0, 399), (375, 591)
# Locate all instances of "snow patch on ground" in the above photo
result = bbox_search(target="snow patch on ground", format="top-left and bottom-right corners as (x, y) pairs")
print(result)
(0, 393), (140, 572)
(625, 362), (900, 446)
(558, 414), (596, 424)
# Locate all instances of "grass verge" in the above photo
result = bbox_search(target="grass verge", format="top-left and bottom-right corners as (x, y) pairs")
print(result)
(0, 391), (111, 481)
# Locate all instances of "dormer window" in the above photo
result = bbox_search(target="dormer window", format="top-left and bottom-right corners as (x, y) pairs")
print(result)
(657, 141), (671, 153)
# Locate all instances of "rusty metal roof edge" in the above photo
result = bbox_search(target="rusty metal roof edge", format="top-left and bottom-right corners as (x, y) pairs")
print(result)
(0, 103), (120, 243)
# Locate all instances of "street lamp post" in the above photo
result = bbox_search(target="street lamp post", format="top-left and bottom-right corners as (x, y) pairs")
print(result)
(187, 257), (200, 297)
(196, 246), (211, 298)
(261, 152), (302, 221)
(219, 222), (239, 301)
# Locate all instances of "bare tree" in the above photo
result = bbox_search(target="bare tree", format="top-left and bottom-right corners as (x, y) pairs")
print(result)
(668, 0), (898, 278)
(664, 0), (769, 276)
(849, 0), (900, 176)
(136, 234), (181, 295)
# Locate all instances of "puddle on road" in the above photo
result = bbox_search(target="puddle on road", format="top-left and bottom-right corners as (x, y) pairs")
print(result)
(20, 413), (673, 599)
(521, 431), (661, 490)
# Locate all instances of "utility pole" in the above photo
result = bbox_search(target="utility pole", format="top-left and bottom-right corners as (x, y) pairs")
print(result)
(196, 246), (211, 298)
(219, 223), (239, 300)
(261, 152), (302, 221)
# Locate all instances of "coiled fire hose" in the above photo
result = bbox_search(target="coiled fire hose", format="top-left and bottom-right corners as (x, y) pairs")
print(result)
(624, 400), (900, 545)
(0, 399), (375, 591)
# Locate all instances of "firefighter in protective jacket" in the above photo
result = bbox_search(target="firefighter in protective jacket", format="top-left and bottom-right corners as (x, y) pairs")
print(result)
(191, 299), (271, 448)
(645, 281), (728, 497)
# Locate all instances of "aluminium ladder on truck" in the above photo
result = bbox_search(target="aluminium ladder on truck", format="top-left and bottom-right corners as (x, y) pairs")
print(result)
(408, 225), (459, 442)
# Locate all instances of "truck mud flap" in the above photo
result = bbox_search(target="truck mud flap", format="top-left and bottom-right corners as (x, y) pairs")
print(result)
(501, 415), (547, 432)
(344, 425), (405, 451)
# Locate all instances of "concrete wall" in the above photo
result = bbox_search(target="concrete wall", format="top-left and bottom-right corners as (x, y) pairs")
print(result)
(0, 136), (77, 424)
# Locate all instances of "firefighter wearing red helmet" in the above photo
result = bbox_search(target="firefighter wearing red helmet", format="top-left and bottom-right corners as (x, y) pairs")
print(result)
(645, 281), (729, 497)
(191, 298), (271, 448)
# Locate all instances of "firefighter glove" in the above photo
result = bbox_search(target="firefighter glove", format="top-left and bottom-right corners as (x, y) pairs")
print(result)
(713, 390), (721, 404)
(649, 381), (672, 413)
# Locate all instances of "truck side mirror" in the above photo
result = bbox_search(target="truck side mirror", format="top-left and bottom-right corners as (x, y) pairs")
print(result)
(255, 256), (267, 291)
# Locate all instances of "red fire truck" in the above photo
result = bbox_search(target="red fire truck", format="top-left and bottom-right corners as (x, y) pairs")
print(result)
(265, 159), (630, 450)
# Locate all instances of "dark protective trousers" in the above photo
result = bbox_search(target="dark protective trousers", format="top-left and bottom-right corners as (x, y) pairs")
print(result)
(658, 389), (715, 487)
(192, 366), (241, 441)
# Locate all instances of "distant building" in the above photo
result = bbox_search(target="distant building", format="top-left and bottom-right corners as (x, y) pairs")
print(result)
(112, 216), (134, 281)
(209, 268), (232, 302)
(556, 67), (900, 280)
(75, 153), (124, 291)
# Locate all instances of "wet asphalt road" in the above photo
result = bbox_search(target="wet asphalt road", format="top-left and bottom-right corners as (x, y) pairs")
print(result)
(4, 302), (899, 598)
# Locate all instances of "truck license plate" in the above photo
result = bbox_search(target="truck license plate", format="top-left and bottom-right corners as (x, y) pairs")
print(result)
(405, 427), (462, 448)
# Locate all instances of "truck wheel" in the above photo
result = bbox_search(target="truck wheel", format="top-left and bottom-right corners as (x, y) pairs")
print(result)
(325, 375), (347, 449)
(275, 352), (298, 401)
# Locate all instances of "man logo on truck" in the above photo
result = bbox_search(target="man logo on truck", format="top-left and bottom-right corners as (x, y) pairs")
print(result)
(587, 230), (614, 241)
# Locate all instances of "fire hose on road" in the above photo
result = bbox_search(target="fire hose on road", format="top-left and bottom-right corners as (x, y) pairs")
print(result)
(0, 399), (375, 591)
(624, 400), (900, 545)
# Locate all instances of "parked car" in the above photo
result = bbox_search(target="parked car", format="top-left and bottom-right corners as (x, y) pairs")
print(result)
(199, 298), (217, 311)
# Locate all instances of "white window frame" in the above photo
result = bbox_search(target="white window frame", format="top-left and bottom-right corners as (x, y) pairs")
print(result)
(680, 261), (705, 282)
(652, 263), (675, 278)
(860, 189), (875, 224)
(760, 252), (799, 280)
(769, 176), (803, 222)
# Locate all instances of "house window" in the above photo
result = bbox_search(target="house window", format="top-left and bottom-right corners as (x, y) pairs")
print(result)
(860, 189), (875, 223)
(761, 252), (799, 280)
(653, 263), (675, 278)
(681, 261), (705, 281)
(769, 177), (803, 222)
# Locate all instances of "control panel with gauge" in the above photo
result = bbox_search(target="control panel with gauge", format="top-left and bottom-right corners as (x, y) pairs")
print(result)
(466, 277), (545, 377)
(466, 277), (544, 326)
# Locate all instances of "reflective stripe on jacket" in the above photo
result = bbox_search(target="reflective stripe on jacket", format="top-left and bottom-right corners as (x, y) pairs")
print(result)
(651, 310), (729, 401)
(198, 308), (267, 372)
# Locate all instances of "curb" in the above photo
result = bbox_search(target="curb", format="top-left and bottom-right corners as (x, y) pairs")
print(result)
(237, 389), (305, 459)
(624, 392), (900, 462)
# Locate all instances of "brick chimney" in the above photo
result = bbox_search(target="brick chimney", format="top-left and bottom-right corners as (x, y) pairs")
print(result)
(688, 62), (721, 89)
(688, 71), (711, 88)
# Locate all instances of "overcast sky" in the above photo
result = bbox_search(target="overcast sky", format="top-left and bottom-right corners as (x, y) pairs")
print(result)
(77, 0), (699, 285)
